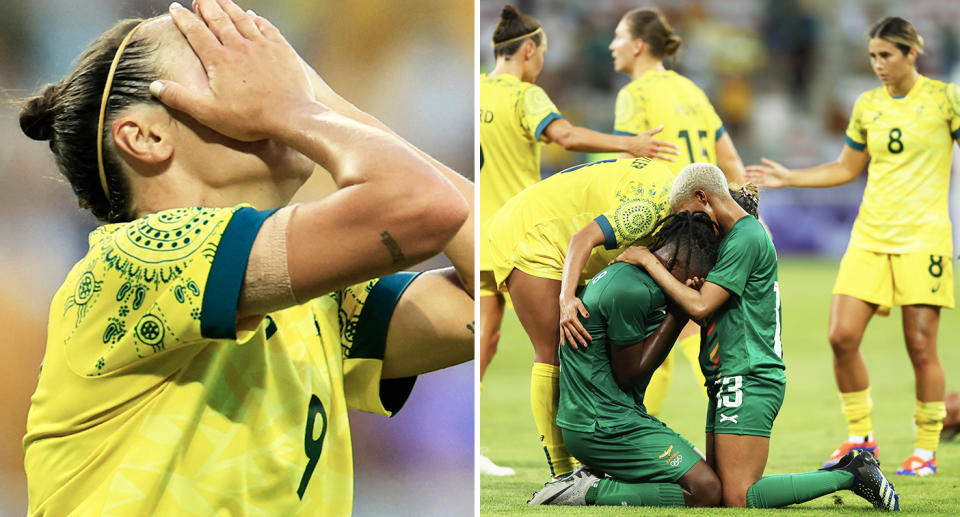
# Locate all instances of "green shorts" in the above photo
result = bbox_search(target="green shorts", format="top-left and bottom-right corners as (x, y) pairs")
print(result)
(562, 417), (702, 483)
(706, 374), (785, 437)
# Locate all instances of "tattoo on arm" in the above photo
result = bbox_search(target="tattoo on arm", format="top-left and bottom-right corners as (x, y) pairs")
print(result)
(467, 321), (475, 335)
(379, 231), (405, 264)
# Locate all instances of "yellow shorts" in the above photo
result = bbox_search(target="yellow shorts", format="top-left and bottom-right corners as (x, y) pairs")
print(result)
(832, 246), (955, 310)
(489, 224), (565, 290)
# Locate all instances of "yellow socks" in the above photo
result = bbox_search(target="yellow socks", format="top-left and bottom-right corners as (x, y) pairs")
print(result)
(914, 400), (946, 451)
(530, 363), (574, 477)
(643, 350), (673, 416)
(643, 334), (706, 416)
(840, 388), (874, 437)
(677, 333), (707, 399)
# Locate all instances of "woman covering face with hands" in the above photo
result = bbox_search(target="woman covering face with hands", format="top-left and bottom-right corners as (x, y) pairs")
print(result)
(20, 1), (474, 515)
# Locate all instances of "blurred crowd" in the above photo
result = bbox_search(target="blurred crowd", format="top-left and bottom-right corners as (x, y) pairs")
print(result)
(0, 1), (473, 515)
(479, 0), (960, 254)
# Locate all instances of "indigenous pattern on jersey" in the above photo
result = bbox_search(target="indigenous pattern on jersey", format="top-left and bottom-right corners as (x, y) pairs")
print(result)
(844, 75), (960, 255)
(701, 216), (785, 384)
(478, 73), (562, 231)
(614, 70), (725, 175)
(557, 263), (667, 433)
(486, 157), (673, 289)
(23, 206), (416, 517)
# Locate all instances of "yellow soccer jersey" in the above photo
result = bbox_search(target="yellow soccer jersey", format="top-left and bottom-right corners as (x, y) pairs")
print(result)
(614, 70), (725, 175)
(844, 75), (960, 255)
(23, 206), (417, 516)
(487, 157), (673, 289)
(479, 73), (563, 229)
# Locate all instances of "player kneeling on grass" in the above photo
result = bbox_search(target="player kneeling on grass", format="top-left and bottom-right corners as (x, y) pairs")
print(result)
(529, 211), (723, 507)
(609, 163), (900, 510)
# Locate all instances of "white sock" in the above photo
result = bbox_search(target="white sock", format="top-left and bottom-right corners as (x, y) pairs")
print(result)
(847, 433), (872, 443)
(913, 448), (934, 461)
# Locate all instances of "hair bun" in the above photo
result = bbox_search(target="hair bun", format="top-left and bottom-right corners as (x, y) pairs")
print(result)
(500, 5), (520, 21)
(19, 83), (59, 141)
(664, 35), (682, 57)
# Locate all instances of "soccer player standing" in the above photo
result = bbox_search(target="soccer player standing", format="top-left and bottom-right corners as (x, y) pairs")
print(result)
(478, 4), (675, 476)
(20, 2), (473, 514)
(747, 17), (957, 476)
(598, 7), (749, 418)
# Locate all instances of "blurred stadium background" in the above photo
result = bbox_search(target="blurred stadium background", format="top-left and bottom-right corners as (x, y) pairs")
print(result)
(479, 0), (960, 514)
(0, 1), (473, 515)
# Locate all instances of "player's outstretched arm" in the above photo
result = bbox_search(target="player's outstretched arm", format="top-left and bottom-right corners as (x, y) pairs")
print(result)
(154, 2), (468, 312)
(545, 119), (679, 161)
(745, 145), (868, 189)
(559, 221), (606, 349)
(611, 246), (729, 322)
(609, 310), (688, 391)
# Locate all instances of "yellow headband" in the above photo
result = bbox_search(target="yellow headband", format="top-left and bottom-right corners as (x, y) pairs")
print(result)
(491, 27), (542, 48)
(96, 19), (149, 202)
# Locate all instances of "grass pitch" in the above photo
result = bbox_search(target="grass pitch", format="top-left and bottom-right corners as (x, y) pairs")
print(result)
(479, 257), (960, 516)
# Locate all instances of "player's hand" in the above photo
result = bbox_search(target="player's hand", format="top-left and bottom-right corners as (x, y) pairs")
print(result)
(609, 245), (655, 268)
(625, 125), (679, 162)
(685, 276), (704, 289)
(559, 295), (591, 349)
(150, 0), (320, 141)
(745, 158), (790, 189)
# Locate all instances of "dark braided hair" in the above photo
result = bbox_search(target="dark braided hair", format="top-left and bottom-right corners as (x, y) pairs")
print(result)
(729, 182), (760, 218)
(645, 210), (721, 278)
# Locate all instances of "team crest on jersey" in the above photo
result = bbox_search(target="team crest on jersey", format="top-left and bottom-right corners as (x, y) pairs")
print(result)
(522, 87), (553, 116)
(659, 445), (682, 467)
(615, 88), (639, 127)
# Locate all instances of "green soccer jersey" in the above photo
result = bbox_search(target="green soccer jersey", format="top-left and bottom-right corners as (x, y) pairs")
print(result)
(701, 216), (786, 384)
(557, 263), (668, 432)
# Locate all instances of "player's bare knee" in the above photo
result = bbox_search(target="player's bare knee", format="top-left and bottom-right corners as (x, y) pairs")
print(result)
(723, 487), (747, 508)
(480, 324), (500, 346)
(679, 462), (721, 507)
(828, 325), (861, 354)
(904, 339), (935, 368)
(721, 484), (749, 508)
(689, 476), (722, 507)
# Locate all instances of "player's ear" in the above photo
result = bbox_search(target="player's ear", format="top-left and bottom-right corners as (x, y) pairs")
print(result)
(112, 106), (174, 169)
(523, 39), (536, 60)
(634, 38), (645, 57)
